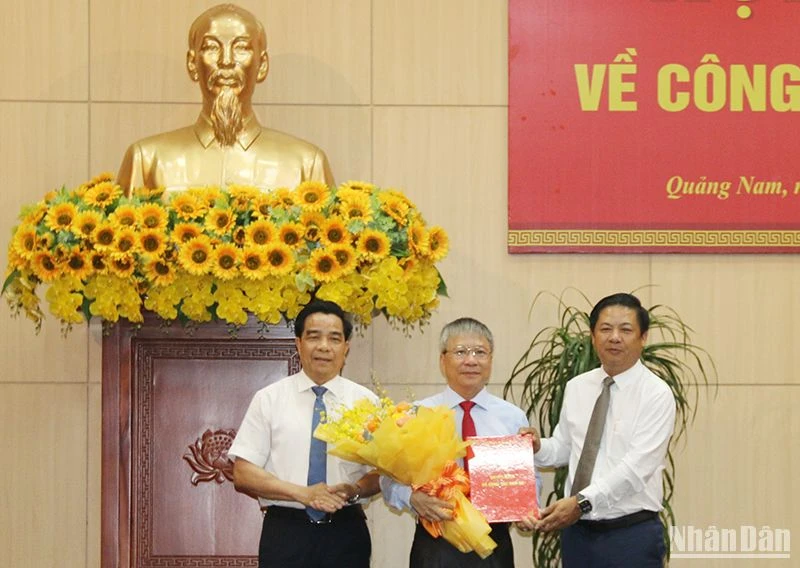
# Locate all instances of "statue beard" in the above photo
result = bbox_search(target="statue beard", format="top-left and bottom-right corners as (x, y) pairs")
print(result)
(209, 78), (244, 147)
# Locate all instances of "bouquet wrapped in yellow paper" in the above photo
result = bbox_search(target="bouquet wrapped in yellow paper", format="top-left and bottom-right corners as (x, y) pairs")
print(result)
(314, 397), (497, 558)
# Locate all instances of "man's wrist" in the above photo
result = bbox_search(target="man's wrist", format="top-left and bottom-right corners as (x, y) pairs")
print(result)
(575, 492), (592, 515)
(346, 482), (362, 504)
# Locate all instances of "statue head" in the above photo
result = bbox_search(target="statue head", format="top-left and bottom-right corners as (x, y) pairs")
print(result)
(186, 4), (269, 145)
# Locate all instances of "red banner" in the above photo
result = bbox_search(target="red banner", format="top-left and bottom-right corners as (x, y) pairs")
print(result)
(509, 1), (800, 253)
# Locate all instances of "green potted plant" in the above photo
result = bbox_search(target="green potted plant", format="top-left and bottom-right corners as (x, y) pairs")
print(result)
(503, 289), (717, 567)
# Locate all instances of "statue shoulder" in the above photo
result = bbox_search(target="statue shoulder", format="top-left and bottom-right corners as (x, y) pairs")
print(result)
(123, 125), (199, 156)
(258, 127), (328, 156)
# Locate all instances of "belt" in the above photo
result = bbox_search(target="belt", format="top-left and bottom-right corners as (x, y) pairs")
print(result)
(577, 510), (658, 532)
(265, 505), (365, 525)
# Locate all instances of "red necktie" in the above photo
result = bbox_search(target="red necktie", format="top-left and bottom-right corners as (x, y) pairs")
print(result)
(460, 401), (477, 475)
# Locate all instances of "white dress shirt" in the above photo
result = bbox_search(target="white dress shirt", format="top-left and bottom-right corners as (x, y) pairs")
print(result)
(381, 386), (537, 512)
(536, 360), (676, 520)
(227, 370), (378, 509)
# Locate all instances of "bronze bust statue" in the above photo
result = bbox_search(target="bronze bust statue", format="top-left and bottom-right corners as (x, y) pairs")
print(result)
(117, 3), (334, 195)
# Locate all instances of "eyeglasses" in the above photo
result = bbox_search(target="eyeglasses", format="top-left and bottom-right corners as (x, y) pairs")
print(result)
(444, 346), (492, 361)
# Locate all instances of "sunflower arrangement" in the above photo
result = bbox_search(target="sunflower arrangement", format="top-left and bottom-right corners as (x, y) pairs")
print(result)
(2, 173), (449, 333)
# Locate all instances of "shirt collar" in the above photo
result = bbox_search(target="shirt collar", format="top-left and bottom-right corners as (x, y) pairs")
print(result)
(296, 370), (344, 398)
(442, 385), (490, 410)
(603, 359), (644, 390)
(193, 112), (262, 150)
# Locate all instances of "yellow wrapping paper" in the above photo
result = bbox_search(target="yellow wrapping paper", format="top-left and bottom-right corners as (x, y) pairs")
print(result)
(314, 399), (497, 558)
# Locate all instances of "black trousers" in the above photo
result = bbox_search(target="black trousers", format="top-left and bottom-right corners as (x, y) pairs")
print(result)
(258, 506), (371, 568)
(409, 521), (514, 568)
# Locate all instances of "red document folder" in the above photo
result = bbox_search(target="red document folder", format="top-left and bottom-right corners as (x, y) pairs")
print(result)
(466, 434), (539, 523)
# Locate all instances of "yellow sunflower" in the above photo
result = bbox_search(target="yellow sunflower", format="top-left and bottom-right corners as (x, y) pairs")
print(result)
(279, 222), (306, 247)
(320, 217), (351, 247)
(170, 192), (206, 220)
(228, 185), (260, 211)
(356, 229), (391, 261)
(45, 202), (78, 232)
(72, 210), (103, 239)
(138, 229), (168, 256)
(64, 248), (93, 280)
(138, 203), (168, 230)
(426, 226), (449, 262)
(240, 247), (269, 280)
(90, 252), (108, 273)
(83, 181), (122, 208)
(12, 224), (38, 259)
(245, 219), (277, 246)
(250, 194), (273, 219)
(108, 255), (136, 278)
(142, 257), (176, 286)
(269, 187), (297, 209)
(408, 222), (430, 256)
(205, 207), (236, 235)
(308, 248), (343, 282)
(92, 222), (117, 251)
(300, 211), (325, 242)
(131, 186), (166, 201)
(109, 204), (138, 228)
(31, 251), (61, 282)
(173, 222), (203, 243)
(114, 228), (139, 256)
(379, 193), (410, 226)
(339, 193), (373, 223)
(295, 181), (330, 212)
(211, 243), (240, 280)
(263, 242), (295, 276)
(178, 235), (214, 275)
(328, 244), (357, 276)
(339, 180), (376, 194)
(232, 226), (246, 246)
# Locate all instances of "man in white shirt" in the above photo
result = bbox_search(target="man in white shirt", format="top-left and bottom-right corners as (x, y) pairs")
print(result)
(381, 317), (537, 568)
(521, 292), (676, 567)
(227, 299), (379, 568)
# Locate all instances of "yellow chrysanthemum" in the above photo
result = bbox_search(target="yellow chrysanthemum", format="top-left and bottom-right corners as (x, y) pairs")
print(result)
(426, 226), (449, 262)
(295, 181), (330, 212)
(138, 203), (169, 231)
(308, 248), (343, 283)
(31, 251), (61, 282)
(379, 193), (410, 226)
(72, 210), (103, 239)
(108, 255), (136, 278)
(328, 244), (357, 276)
(109, 204), (138, 228)
(142, 257), (177, 287)
(320, 217), (351, 247)
(173, 222), (203, 243)
(245, 219), (278, 246)
(178, 235), (214, 275)
(279, 222), (306, 247)
(263, 242), (295, 276)
(83, 181), (122, 208)
(228, 185), (260, 211)
(240, 247), (269, 280)
(170, 192), (207, 220)
(114, 228), (139, 256)
(138, 229), (168, 256)
(211, 243), (240, 280)
(12, 224), (38, 259)
(269, 187), (297, 208)
(300, 211), (325, 242)
(356, 229), (391, 261)
(92, 222), (117, 251)
(45, 202), (78, 232)
(205, 207), (236, 235)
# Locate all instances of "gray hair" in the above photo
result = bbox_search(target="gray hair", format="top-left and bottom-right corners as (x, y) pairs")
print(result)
(439, 317), (494, 353)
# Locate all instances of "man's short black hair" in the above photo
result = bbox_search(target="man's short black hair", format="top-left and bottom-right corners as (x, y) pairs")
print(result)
(589, 292), (650, 333)
(294, 299), (353, 340)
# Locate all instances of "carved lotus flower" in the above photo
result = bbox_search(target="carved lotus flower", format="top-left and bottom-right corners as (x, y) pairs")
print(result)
(183, 428), (236, 485)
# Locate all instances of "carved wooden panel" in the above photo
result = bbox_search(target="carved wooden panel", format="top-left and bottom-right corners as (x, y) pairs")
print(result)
(103, 314), (300, 568)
